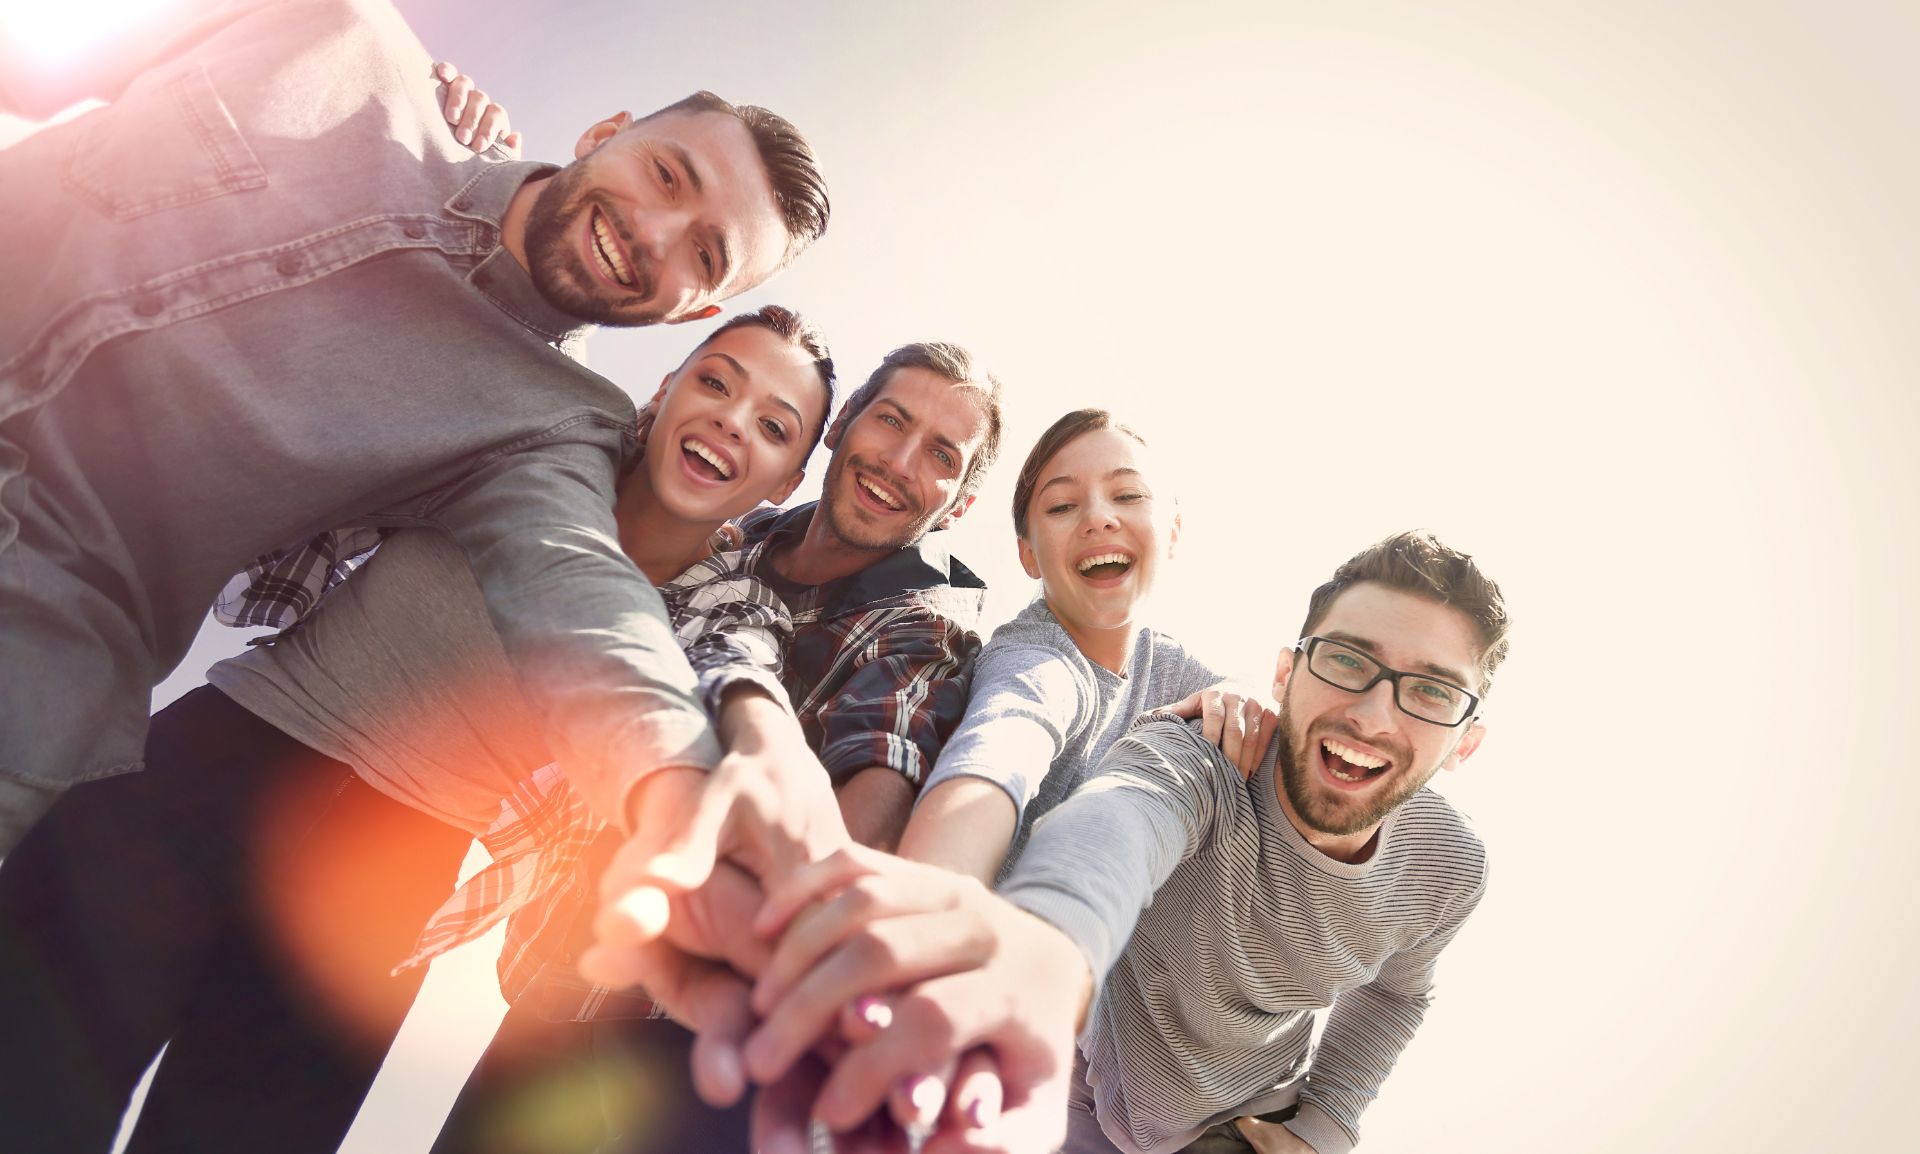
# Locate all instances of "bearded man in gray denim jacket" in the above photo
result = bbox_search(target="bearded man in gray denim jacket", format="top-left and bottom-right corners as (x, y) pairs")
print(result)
(0, 0), (832, 860)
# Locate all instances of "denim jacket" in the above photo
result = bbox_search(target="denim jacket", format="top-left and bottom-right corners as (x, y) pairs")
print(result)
(0, 0), (723, 828)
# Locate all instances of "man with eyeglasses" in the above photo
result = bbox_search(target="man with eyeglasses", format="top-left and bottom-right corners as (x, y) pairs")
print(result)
(738, 529), (1510, 1154)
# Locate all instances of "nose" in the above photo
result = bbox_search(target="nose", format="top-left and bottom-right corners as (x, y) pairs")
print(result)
(628, 205), (690, 266)
(876, 433), (916, 478)
(1082, 494), (1120, 533)
(1345, 678), (1400, 737)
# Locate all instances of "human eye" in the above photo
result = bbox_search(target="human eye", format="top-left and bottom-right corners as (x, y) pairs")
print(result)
(697, 245), (715, 282)
(700, 374), (727, 394)
(760, 417), (789, 444)
(934, 447), (955, 469)
(1047, 501), (1076, 516)
(1410, 679), (1459, 704)
(1328, 650), (1364, 670)
(880, 413), (902, 429)
(654, 159), (677, 191)
(1115, 489), (1147, 504)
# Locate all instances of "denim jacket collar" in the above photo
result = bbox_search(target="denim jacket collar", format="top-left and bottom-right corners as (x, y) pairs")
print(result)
(449, 162), (594, 351)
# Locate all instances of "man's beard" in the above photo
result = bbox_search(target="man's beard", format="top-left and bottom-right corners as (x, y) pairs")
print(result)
(520, 166), (664, 326)
(817, 452), (935, 552)
(1273, 699), (1431, 839)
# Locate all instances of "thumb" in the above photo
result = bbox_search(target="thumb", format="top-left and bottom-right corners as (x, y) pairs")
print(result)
(431, 60), (457, 82)
(1152, 687), (1198, 714)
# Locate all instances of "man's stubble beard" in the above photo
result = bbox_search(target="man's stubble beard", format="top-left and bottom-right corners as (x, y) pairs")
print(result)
(521, 165), (664, 327)
(1273, 696), (1434, 839)
(817, 452), (938, 554)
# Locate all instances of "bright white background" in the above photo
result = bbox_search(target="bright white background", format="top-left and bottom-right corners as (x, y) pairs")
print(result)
(7, 1), (1918, 1151)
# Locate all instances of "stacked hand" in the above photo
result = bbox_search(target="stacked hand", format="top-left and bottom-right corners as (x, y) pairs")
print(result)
(579, 753), (1089, 1153)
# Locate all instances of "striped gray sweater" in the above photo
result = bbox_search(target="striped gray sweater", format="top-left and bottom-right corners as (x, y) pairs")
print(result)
(1000, 716), (1487, 1154)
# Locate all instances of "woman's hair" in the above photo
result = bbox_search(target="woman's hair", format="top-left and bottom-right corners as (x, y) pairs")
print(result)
(691, 303), (837, 453)
(1010, 408), (1148, 539)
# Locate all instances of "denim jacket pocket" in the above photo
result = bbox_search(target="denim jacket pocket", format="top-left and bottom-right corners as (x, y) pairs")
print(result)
(62, 65), (268, 220)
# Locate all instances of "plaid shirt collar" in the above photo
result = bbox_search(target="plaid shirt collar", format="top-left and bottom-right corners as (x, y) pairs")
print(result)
(742, 502), (987, 623)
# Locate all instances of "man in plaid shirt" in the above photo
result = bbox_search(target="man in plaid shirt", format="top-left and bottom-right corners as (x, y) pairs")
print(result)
(429, 339), (1005, 1153)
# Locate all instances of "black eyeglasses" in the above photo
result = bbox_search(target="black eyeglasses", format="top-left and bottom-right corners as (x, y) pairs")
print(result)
(1295, 636), (1480, 727)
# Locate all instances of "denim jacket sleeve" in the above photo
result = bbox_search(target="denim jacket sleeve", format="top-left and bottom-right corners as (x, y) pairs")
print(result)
(407, 426), (726, 832)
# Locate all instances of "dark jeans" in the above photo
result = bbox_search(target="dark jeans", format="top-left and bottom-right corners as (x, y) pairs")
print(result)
(0, 686), (472, 1154)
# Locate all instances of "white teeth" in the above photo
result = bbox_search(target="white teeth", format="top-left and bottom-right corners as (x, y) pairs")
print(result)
(591, 212), (634, 287)
(857, 475), (901, 509)
(1076, 552), (1135, 573)
(1323, 738), (1386, 772)
(682, 438), (733, 479)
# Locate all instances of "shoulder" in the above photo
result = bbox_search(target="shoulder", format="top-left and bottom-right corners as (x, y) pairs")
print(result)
(1385, 788), (1490, 892)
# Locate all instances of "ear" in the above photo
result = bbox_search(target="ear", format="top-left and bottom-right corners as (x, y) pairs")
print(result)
(770, 469), (806, 507)
(575, 111), (632, 158)
(1016, 535), (1040, 580)
(936, 492), (977, 531)
(1440, 719), (1486, 773)
(667, 304), (723, 325)
(1271, 644), (1296, 700)
(823, 409), (850, 452)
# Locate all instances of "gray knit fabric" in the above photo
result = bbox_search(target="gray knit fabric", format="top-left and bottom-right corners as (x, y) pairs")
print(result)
(918, 596), (1221, 874)
(1001, 716), (1487, 1154)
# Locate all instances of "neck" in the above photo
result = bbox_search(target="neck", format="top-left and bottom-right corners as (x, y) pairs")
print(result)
(1047, 597), (1138, 675)
(774, 507), (900, 587)
(499, 173), (550, 273)
(614, 476), (717, 583)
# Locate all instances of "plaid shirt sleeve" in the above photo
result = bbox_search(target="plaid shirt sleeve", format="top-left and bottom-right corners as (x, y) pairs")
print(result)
(812, 602), (982, 788)
(212, 527), (387, 630)
(395, 550), (794, 1010)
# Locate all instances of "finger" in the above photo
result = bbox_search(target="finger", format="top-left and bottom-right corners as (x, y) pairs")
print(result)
(1232, 704), (1267, 778)
(671, 860), (775, 978)
(454, 90), (490, 146)
(474, 103), (510, 151)
(685, 968), (756, 1107)
(575, 933), (710, 1023)
(440, 73), (473, 127)
(839, 993), (894, 1044)
(887, 1070), (947, 1135)
(750, 1056), (829, 1154)
(431, 60), (458, 83)
(620, 767), (723, 896)
(1221, 695), (1248, 762)
(744, 909), (993, 1084)
(812, 972), (1070, 1137)
(1199, 690), (1226, 744)
(755, 870), (951, 1013)
(945, 1049), (1003, 1133)
(500, 130), (524, 159)
(755, 845), (883, 939)
(1162, 689), (1204, 720)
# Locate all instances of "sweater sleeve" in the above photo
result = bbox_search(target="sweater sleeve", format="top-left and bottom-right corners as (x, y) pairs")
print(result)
(997, 719), (1225, 1003)
(1285, 867), (1490, 1154)
(918, 641), (1093, 830)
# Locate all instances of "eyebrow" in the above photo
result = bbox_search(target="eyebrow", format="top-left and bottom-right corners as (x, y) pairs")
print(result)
(1323, 631), (1473, 688)
(703, 352), (807, 430)
(667, 143), (705, 196)
(1036, 466), (1142, 496)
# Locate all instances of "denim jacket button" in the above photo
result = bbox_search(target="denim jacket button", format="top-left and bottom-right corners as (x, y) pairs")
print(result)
(275, 253), (302, 276)
(403, 222), (428, 239)
(133, 295), (165, 318)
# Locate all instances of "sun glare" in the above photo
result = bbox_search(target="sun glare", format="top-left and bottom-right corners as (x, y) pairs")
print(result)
(2, 0), (179, 66)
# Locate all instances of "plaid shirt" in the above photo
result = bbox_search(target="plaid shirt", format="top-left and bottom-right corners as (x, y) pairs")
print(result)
(496, 502), (990, 1022)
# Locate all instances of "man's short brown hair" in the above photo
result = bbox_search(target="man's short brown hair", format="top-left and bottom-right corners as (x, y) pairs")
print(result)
(1300, 530), (1512, 695)
(642, 92), (830, 263)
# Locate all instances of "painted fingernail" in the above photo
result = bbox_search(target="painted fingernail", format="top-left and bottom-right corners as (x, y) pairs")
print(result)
(854, 995), (893, 1030)
(901, 1074), (943, 1123)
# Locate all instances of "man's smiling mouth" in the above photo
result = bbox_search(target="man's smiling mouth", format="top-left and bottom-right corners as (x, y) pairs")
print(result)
(590, 207), (635, 288)
(1323, 737), (1389, 784)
